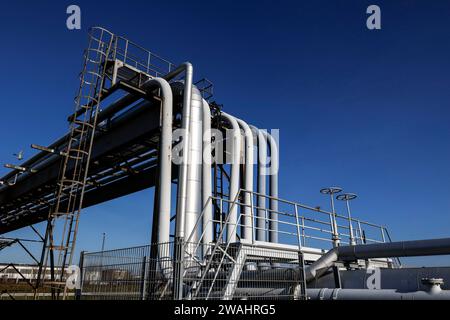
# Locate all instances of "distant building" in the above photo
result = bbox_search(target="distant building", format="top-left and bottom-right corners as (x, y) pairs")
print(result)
(0, 264), (64, 283)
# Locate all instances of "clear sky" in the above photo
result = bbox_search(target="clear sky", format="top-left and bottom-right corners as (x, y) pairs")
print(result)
(0, 0), (449, 266)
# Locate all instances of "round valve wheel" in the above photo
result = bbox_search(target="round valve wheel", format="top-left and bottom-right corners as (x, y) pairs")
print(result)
(336, 193), (358, 201)
(320, 186), (343, 195)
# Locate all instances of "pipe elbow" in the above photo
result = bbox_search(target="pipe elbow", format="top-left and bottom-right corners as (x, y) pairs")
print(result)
(144, 77), (172, 99)
(180, 62), (193, 77)
(305, 248), (339, 282)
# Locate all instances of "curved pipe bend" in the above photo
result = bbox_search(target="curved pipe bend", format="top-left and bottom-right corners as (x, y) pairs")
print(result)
(260, 130), (279, 243)
(235, 118), (254, 241)
(144, 78), (173, 246)
(143, 78), (173, 279)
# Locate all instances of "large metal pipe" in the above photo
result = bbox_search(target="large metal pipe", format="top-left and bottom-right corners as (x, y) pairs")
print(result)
(184, 86), (204, 246)
(306, 288), (450, 300)
(172, 62), (194, 242)
(201, 99), (213, 250)
(235, 118), (254, 241)
(169, 62), (194, 300)
(0, 66), (185, 189)
(221, 112), (241, 242)
(260, 130), (279, 243)
(305, 237), (450, 282)
(210, 285), (450, 300)
(250, 126), (267, 242)
(0, 95), (141, 190)
(145, 78), (173, 247)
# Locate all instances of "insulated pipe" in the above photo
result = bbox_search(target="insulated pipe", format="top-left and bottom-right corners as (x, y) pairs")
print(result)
(145, 79), (174, 295)
(145, 78), (173, 247)
(184, 86), (204, 247)
(212, 287), (450, 300)
(305, 237), (450, 282)
(168, 62), (193, 300)
(250, 126), (267, 242)
(235, 118), (254, 241)
(201, 99), (213, 250)
(0, 94), (142, 189)
(260, 130), (279, 243)
(221, 112), (241, 243)
(306, 288), (450, 300)
(172, 62), (194, 241)
(1, 62), (190, 189)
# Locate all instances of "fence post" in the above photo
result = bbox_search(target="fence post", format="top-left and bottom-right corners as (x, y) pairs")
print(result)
(76, 251), (85, 300)
(294, 204), (302, 250)
(140, 256), (148, 300)
(172, 238), (185, 300)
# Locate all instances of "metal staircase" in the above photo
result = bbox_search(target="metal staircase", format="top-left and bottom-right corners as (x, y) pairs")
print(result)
(187, 190), (308, 300)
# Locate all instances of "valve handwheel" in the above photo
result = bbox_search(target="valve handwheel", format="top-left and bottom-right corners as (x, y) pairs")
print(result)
(336, 193), (357, 201)
(320, 187), (343, 195)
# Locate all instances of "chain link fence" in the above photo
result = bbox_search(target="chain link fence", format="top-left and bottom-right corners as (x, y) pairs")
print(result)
(80, 241), (306, 300)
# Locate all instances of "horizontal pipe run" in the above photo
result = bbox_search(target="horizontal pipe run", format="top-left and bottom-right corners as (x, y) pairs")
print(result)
(307, 288), (450, 300)
(229, 288), (450, 300)
(0, 62), (193, 190)
(305, 237), (450, 282)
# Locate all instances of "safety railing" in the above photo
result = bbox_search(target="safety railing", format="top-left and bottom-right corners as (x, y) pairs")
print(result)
(88, 27), (214, 100)
(88, 27), (176, 78)
(188, 189), (391, 257)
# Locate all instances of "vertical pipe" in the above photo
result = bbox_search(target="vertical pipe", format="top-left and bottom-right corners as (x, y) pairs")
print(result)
(184, 87), (204, 247)
(169, 62), (193, 301)
(261, 130), (279, 243)
(345, 200), (356, 245)
(221, 112), (241, 243)
(139, 79), (173, 249)
(174, 62), (193, 241)
(235, 118), (254, 241)
(251, 126), (267, 242)
(201, 99), (213, 251)
(330, 194), (340, 246)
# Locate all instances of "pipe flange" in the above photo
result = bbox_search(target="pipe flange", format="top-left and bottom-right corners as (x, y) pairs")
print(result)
(421, 278), (444, 286)
(421, 278), (444, 294)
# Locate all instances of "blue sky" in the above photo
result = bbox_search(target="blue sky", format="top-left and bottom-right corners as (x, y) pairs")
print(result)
(1, 0), (450, 266)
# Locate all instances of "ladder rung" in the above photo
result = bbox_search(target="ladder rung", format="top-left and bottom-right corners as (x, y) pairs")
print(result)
(72, 120), (95, 128)
(60, 179), (84, 186)
(48, 245), (68, 250)
(51, 212), (74, 218)
(79, 104), (92, 110)
(68, 149), (89, 156)
(66, 155), (83, 161)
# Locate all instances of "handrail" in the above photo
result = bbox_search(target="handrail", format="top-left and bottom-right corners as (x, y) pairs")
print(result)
(192, 191), (242, 299)
(190, 189), (388, 250)
(185, 188), (392, 298)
